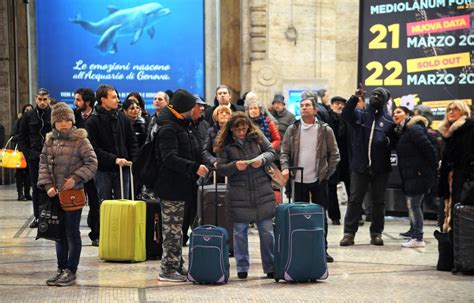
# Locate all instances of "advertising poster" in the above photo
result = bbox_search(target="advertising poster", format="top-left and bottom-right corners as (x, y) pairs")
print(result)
(359, 0), (473, 128)
(36, 0), (204, 111)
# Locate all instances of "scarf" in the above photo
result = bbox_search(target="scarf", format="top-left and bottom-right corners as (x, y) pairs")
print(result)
(253, 115), (271, 141)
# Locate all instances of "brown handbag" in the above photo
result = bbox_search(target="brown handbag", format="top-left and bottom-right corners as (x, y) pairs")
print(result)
(265, 163), (287, 188)
(58, 189), (87, 211)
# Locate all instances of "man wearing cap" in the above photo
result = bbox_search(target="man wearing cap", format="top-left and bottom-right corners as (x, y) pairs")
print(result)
(268, 94), (296, 141)
(85, 84), (138, 203)
(18, 88), (52, 228)
(340, 86), (395, 247)
(181, 95), (210, 246)
(154, 89), (209, 282)
(327, 96), (349, 225)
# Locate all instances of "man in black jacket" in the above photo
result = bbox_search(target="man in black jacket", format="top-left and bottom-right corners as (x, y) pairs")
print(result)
(339, 86), (395, 247)
(85, 84), (138, 203)
(74, 88), (100, 246)
(204, 85), (243, 126)
(18, 88), (52, 228)
(154, 89), (209, 282)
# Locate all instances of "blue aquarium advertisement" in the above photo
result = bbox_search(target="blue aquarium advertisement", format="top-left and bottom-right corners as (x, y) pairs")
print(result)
(36, 0), (204, 111)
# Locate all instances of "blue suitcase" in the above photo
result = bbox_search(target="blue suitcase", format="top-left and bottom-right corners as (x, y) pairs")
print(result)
(187, 173), (230, 284)
(187, 225), (230, 284)
(274, 202), (328, 282)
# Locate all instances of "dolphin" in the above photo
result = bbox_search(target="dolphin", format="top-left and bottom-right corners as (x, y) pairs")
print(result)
(70, 2), (170, 54)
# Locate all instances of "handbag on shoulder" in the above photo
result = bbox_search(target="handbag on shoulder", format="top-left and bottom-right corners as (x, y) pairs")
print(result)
(58, 189), (87, 211)
(265, 163), (286, 188)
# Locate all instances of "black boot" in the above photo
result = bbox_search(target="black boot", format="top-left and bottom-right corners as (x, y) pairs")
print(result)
(24, 190), (32, 200)
(17, 192), (25, 201)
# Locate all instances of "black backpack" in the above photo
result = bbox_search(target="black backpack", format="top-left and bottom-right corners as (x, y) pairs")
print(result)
(133, 137), (160, 188)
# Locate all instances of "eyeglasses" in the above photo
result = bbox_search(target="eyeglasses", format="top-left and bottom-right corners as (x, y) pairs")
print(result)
(232, 126), (249, 133)
(447, 107), (460, 113)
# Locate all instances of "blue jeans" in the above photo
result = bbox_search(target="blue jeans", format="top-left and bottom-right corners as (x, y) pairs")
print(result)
(234, 218), (274, 274)
(406, 195), (424, 241)
(56, 208), (83, 273)
(94, 169), (130, 202)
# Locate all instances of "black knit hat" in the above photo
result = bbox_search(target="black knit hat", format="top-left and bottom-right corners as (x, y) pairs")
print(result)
(171, 89), (196, 113)
(51, 102), (75, 124)
(370, 87), (390, 103)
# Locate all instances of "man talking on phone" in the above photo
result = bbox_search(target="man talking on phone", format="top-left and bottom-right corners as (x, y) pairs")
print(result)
(339, 85), (395, 247)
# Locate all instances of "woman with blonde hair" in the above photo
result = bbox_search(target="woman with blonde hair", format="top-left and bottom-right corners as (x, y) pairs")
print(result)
(214, 112), (276, 279)
(202, 105), (232, 168)
(437, 101), (474, 270)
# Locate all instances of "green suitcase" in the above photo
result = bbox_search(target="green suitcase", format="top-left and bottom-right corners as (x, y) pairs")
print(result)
(99, 165), (146, 262)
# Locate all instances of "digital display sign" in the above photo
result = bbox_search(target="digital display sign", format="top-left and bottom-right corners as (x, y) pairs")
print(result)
(359, 0), (473, 128)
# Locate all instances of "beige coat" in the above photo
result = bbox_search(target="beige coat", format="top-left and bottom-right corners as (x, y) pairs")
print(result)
(38, 128), (98, 191)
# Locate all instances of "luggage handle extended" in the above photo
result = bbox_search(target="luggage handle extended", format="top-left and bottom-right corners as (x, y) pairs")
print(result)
(119, 162), (134, 200)
(287, 166), (303, 203)
(200, 168), (227, 226)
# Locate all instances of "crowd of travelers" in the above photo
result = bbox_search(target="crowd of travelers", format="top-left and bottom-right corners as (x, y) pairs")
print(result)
(8, 83), (473, 285)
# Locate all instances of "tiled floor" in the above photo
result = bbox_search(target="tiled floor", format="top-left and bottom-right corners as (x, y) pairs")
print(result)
(0, 184), (472, 302)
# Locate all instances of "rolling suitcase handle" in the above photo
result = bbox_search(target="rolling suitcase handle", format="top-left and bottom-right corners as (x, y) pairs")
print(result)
(287, 166), (303, 203)
(119, 161), (134, 200)
(199, 168), (227, 226)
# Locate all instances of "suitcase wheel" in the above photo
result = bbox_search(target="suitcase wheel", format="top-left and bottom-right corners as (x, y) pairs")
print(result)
(274, 278), (279, 282)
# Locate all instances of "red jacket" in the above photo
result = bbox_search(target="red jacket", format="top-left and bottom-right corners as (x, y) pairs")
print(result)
(267, 116), (281, 150)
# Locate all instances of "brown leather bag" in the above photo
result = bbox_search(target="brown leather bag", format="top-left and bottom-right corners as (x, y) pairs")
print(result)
(58, 189), (87, 211)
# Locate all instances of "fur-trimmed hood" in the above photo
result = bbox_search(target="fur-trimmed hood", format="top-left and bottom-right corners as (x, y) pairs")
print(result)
(438, 116), (467, 138)
(45, 128), (88, 143)
(407, 115), (429, 128)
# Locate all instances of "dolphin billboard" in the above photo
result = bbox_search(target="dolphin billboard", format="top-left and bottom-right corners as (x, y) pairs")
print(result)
(36, 0), (204, 111)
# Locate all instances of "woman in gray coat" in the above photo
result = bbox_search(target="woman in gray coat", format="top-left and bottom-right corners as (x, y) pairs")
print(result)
(37, 102), (97, 287)
(214, 112), (276, 279)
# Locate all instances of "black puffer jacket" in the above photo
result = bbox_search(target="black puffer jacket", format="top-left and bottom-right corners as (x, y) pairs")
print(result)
(18, 106), (52, 160)
(85, 105), (138, 172)
(153, 106), (200, 202)
(216, 134), (276, 223)
(395, 116), (437, 195)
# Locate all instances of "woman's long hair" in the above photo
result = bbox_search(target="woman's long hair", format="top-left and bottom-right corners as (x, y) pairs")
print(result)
(214, 112), (262, 153)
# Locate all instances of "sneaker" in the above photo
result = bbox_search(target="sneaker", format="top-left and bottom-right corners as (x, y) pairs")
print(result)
(358, 218), (365, 226)
(29, 219), (38, 228)
(399, 231), (412, 238)
(91, 239), (99, 247)
(370, 235), (384, 246)
(340, 234), (355, 246)
(237, 272), (248, 279)
(402, 239), (425, 248)
(46, 269), (64, 286)
(332, 219), (341, 225)
(55, 269), (76, 286)
(177, 265), (188, 276)
(158, 271), (187, 282)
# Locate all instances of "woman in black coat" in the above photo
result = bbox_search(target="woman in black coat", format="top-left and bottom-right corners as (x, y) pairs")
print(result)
(438, 101), (474, 231)
(214, 112), (276, 280)
(393, 106), (437, 248)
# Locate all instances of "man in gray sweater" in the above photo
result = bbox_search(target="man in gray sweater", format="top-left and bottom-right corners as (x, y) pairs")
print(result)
(280, 97), (340, 262)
